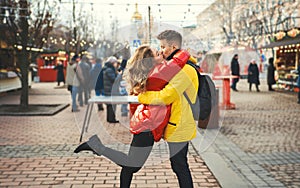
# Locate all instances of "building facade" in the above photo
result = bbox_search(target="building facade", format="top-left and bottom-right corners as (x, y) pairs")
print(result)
(190, 0), (300, 51)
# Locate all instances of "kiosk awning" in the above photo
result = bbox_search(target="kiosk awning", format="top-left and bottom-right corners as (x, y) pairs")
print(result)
(261, 36), (300, 48)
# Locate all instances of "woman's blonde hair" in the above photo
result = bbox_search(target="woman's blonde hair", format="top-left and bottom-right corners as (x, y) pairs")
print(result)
(123, 45), (158, 95)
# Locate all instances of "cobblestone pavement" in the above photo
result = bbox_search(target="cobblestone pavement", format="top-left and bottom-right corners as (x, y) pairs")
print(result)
(1, 79), (299, 188)
(0, 82), (220, 188)
(215, 79), (300, 187)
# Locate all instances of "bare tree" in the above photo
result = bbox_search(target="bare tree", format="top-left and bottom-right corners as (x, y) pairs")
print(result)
(2, 0), (57, 108)
(235, 0), (300, 49)
(218, 0), (237, 45)
(214, 0), (300, 50)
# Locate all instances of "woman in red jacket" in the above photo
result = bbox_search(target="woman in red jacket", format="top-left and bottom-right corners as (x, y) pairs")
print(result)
(74, 45), (190, 188)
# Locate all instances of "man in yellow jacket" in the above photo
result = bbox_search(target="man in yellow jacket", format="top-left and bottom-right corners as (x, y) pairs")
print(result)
(138, 30), (198, 188)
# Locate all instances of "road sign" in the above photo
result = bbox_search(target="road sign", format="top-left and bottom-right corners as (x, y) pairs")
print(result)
(133, 39), (141, 47)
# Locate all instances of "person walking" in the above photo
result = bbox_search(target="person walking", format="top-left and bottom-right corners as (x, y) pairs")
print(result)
(118, 59), (129, 116)
(65, 58), (75, 94)
(196, 51), (204, 66)
(102, 56), (120, 123)
(295, 65), (300, 104)
(230, 54), (240, 91)
(90, 58), (104, 111)
(74, 44), (191, 188)
(54, 60), (65, 86)
(267, 57), (276, 91)
(70, 54), (81, 112)
(77, 55), (91, 106)
(291, 65), (300, 104)
(248, 59), (260, 92)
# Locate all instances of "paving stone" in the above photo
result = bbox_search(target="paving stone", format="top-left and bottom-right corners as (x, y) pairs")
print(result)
(1, 77), (299, 188)
(0, 82), (220, 188)
(217, 79), (300, 188)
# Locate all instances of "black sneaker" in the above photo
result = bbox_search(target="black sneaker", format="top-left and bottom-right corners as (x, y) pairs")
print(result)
(108, 120), (119, 123)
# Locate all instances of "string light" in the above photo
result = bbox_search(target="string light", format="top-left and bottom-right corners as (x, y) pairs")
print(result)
(3, 1), (297, 55)
(0, 6), (30, 10)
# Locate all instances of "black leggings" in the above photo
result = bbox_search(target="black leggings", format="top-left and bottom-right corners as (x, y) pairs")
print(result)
(102, 132), (154, 188)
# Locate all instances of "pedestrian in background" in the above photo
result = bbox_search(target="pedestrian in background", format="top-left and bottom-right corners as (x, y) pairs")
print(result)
(66, 58), (75, 94)
(103, 56), (120, 123)
(71, 54), (81, 112)
(297, 65), (300, 104)
(90, 58), (104, 111)
(230, 54), (240, 91)
(267, 57), (276, 91)
(54, 60), (65, 86)
(118, 59), (129, 116)
(77, 55), (91, 106)
(196, 51), (204, 67)
(247, 59), (260, 92)
(295, 65), (300, 104)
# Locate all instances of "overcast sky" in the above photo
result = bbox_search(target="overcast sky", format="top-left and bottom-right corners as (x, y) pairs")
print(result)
(59, 0), (216, 28)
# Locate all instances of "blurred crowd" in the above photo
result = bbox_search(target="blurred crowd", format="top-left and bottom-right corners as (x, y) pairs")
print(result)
(65, 53), (129, 123)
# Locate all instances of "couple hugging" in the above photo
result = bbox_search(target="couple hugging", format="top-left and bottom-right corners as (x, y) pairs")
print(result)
(74, 30), (199, 188)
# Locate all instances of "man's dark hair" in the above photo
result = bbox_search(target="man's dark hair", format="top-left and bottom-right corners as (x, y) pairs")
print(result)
(72, 54), (79, 61)
(269, 57), (274, 65)
(157, 30), (182, 48)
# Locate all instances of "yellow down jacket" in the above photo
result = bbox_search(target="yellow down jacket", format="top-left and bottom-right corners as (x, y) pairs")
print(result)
(138, 60), (198, 142)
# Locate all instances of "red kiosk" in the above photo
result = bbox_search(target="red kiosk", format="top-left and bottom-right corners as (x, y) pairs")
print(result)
(37, 51), (68, 82)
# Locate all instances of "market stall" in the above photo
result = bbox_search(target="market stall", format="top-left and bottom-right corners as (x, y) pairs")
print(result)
(0, 24), (34, 92)
(37, 51), (68, 82)
(0, 41), (32, 92)
(0, 70), (32, 93)
(262, 34), (300, 91)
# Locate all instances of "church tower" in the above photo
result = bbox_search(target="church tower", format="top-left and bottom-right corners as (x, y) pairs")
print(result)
(130, 3), (143, 50)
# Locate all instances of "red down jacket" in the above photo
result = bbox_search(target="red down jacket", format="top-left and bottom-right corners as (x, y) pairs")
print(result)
(130, 50), (190, 141)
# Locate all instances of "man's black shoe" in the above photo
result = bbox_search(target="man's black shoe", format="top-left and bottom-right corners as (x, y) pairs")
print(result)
(108, 120), (119, 123)
(231, 86), (238, 91)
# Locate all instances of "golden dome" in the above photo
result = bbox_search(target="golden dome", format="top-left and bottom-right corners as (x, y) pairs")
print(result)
(132, 3), (142, 21)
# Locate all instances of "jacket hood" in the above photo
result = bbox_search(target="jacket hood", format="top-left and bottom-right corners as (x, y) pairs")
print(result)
(104, 61), (115, 69)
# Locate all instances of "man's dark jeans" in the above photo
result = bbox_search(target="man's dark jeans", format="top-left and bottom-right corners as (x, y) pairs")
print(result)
(168, 142), (193, 188)
(231, 77), (239, 90)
